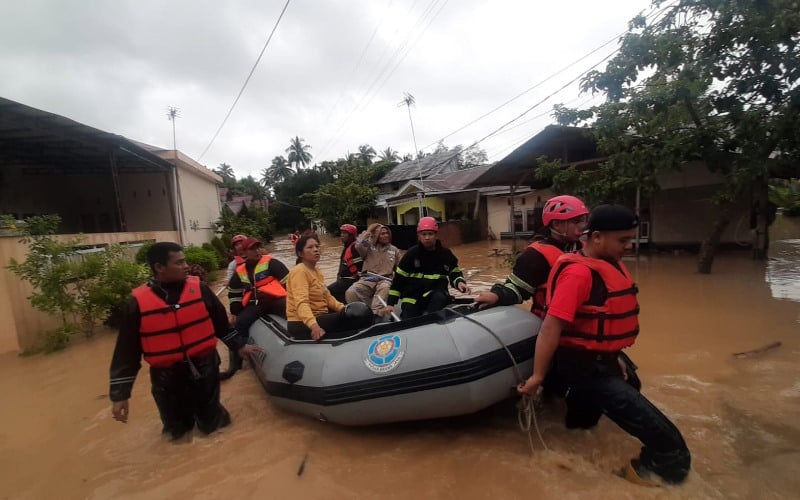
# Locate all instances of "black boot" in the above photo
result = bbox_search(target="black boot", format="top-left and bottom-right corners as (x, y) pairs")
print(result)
(219, 348), (242, 380)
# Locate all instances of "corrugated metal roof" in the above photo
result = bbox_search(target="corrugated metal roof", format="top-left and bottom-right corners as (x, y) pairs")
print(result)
(377, 150), (461, 184)
(0, 96), (175, 175)
(468, 125), (599, 188)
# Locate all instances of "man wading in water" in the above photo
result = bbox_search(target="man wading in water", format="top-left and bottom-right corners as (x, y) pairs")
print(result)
(109, 242), (261, 440)
(518, 205), (691, 485)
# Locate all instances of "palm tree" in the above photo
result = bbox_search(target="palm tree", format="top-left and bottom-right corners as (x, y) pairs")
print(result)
(379, 147), (399, 161)
(343, 151), (360, 166)
(267, 155), (294, 182)
(214, 162), (235, 179)
(358, 144), (376, 165)
(398, 92), (418, 154)
(286, 136), (312, 170)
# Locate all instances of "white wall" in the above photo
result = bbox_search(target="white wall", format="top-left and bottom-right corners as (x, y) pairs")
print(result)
(176, 164), (221, 247)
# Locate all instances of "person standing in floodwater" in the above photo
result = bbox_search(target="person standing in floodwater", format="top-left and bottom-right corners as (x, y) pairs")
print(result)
(518, 204), (691, 485)
(109, 242), (262, 440)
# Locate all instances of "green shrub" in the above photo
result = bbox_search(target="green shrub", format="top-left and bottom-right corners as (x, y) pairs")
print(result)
(184, 245), (219, 272)
(210, 236), (227, 261)
(202, 242), (226, 269)
(135, 242), (154, 264)
(7, 218), (151, 346)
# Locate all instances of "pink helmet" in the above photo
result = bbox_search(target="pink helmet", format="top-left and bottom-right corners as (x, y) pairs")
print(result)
(542, 195), (589, 226)
(231, 234), (247, 245)
(340, 224), (357, 236)
(417, 216), (439, 232)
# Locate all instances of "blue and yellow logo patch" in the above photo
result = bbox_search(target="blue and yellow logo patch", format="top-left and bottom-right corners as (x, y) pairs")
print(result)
(364, 335), (405, 373)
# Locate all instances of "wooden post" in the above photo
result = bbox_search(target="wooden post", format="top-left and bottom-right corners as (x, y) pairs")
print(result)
(109, 150), (127, 232)
(510, 185), (517, 252)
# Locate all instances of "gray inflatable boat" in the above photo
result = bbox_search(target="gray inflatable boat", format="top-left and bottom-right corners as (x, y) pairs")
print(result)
(247, 304), (540, 425)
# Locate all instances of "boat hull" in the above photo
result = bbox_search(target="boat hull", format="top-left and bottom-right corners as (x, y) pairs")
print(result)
(248, 305), (540, 425)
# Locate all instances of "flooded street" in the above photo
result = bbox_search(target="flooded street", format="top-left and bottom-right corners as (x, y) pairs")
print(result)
(1, 217), (798, 499)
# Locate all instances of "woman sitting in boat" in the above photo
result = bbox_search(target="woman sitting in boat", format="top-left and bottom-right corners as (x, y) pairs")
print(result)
(286, 233), (372, 340)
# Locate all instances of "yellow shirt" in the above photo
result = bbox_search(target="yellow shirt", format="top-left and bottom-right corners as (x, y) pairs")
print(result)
(286, 263), (344, 328)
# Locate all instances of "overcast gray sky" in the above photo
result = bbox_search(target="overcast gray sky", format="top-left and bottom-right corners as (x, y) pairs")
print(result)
(0, 0), (652, 178)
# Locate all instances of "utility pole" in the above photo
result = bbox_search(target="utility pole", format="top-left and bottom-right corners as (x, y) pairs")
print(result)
(167, 106), (185, 244)
(167, 107), (179, 155)
(399, 92), (424, 219)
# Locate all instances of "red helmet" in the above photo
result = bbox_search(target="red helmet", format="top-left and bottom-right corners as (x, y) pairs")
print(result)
(542, 195), (589, 226)
(231, 234), (247, 245)
(340, 224), (357, 236)
(417, 216), (439, 232)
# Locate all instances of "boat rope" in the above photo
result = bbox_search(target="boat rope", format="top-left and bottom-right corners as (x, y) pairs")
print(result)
(449, 308), (548, 453)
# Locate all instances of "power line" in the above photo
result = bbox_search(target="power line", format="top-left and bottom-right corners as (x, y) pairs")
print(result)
(321, 0), (395, 126)
(317, 0), (425, 159)
(198, 0), (292, 161)
(421, 1), (671, 152)
(318, 0), (446, 159)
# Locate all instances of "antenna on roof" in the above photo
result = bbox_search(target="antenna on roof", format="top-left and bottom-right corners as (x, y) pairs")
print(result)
(166, 106), (180, 159)
(399, 92), (425, 218)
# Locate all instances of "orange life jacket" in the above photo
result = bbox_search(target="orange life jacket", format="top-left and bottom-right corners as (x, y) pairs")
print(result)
(132, 276), (218, 368)
(546, 253), (639, 352)
(526, 241), (564, 319)
(340, 242), (363, 279)
(237, 255), (287, 307)
(234, 255), (245, 265)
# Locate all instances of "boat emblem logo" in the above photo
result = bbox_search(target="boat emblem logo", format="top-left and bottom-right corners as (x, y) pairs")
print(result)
(364, 335), (404, 374)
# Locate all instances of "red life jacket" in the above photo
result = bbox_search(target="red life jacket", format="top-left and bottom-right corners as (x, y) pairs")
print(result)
(132, 276), (218, 368)
(546, 253), (639, 352)
(341, 242), (363, 279)
(237, 255), (287, 307)
(526, 241), (564, 319)
(234, 255), (245, 265)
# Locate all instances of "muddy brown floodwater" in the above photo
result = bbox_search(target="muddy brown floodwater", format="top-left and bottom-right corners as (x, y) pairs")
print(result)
(1, 216), (798, 499)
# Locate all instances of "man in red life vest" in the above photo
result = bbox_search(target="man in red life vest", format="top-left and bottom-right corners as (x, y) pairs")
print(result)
(224, 237), (289, 379)
(327, 223), (363, 303)
(518, 205), (691, 485)
(475, 195), (588, 396)
(475, 195), (589, 317)
(109, 242), (261, 440)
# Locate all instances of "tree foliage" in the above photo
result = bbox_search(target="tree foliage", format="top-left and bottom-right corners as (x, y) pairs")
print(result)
(214, 204), (273, 243)
(552, 0), (800, 272)
(302, 162), (381, 231)
(286, 136), (313, 170)
(6, 215), (149, 352)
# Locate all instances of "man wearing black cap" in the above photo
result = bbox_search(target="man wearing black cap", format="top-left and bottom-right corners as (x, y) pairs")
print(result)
(224, 237), (289, 379)
(518, 204), (691, 485)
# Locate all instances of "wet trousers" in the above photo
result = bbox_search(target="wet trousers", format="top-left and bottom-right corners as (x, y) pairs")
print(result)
(399, 289), (450, 320)
(234, 297), (287, 336)
(223, 298), (287, 378)
(150, 352), (231, 439)
(287, 308), (373, 340)
(555, 349), (691, 484)
(345, 279), (391, 315)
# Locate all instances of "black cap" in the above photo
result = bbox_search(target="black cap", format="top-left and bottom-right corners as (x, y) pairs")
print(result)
(587, 204), (638, 232)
